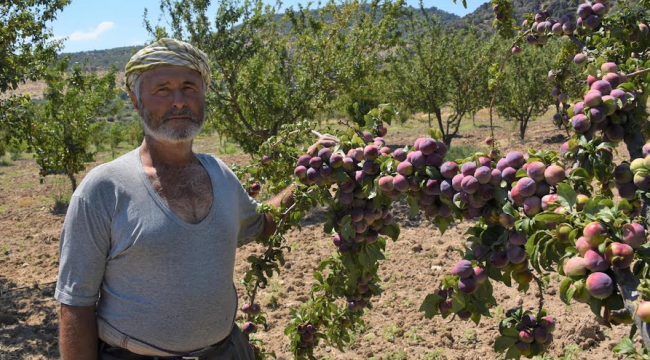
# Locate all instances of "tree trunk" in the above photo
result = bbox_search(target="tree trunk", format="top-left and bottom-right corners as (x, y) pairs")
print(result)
(428, 112), (432, 128)
(472, 112), (476, 127)
(434, 108), (450, 146)
(519, 118), (528, 142)
(68, 173), (77, 192)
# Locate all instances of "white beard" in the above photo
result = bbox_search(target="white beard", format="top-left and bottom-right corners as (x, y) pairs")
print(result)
(139, 104), (205, 143)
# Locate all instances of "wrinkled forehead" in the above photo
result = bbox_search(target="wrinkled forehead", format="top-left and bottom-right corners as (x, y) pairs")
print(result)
(138, 65), (204, 88)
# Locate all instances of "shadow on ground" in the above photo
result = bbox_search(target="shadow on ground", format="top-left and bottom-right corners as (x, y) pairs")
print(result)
(0, 278), (59, 359)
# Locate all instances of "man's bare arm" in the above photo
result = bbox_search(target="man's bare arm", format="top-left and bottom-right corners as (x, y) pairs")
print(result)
(260, 134), (339, 238)
(59, 304), (98, 360)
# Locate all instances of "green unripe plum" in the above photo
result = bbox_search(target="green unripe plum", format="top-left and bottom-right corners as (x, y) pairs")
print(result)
(564, 257), (587, 276)
(575, 194), (589, 211)
(513, 269), (533, 284)
(630, 158), (646, 172)
(645, 155), (650, 170)
(634, 172), (650, 191)
(557, 225), (572, 242)
(573, 283), (591, 303)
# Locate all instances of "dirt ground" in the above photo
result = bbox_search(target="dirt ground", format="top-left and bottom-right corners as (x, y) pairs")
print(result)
(0, 110), (636, 359)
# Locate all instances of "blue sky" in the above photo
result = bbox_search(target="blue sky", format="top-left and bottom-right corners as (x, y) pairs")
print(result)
(50, 0), (487, 53)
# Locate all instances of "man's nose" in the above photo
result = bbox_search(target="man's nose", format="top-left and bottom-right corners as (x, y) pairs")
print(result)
(171, 89), (188, 109)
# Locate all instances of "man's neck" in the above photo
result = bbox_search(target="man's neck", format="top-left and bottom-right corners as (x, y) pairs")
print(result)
(140, 136), (197, 168)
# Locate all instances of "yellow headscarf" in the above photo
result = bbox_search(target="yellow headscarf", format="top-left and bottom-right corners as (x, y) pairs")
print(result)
(124, 38), (210, 93)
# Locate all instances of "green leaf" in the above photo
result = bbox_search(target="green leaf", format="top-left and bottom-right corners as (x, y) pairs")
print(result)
(589, 298), (603, 319)
(451, 292), (466, 313)
(533, 212), (566, 223)
(587, 63), (598, 77)
(557, 183), (577, 212)
(425, 166), (441, 179)
(419, 294), (442, 319)
(504, 344), (521, 359)
(408, 195), (420, 218)
(613, 337), (637, 356)
(501, 327), (520, 338)
(559, 277), (572, 304)
(382, 224), (400, 242)
(494, 336), (517, 352)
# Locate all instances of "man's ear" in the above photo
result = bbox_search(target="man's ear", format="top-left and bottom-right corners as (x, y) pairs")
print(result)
(128, 91), (139, 111)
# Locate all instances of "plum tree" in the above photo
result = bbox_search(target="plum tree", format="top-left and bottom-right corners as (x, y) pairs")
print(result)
(225, 0), (650, 358)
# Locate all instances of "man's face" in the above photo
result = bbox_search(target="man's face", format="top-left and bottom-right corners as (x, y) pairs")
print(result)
(131, 65), (206, 143)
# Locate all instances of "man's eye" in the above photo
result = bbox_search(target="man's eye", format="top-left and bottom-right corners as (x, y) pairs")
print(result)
(156, 88), (169, 94)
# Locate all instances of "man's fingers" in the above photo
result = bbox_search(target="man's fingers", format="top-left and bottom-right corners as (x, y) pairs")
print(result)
(318, 134), (339, 147)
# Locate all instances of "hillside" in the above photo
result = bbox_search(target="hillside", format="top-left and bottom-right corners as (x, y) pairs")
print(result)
(463, 0), (581, 32)
(58, 4), (460, 72)
(61, 46), (140, 72)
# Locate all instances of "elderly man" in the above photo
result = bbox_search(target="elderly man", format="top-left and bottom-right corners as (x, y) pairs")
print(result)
(55, 38), (333, 360)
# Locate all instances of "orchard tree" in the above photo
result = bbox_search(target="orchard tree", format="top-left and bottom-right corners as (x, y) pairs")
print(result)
(146, 0), (404, 153)
(0, 0), (70, 145)
(28, 58), (121, 191)
(384, 7), (494, 146)
(495, 43), (555, 141)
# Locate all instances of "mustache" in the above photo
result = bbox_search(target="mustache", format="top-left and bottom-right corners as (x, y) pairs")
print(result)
(162, 108), (200, 122)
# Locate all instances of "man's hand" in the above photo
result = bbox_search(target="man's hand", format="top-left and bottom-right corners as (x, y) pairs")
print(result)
(307, 133), (339, 156)
(261, 133), (338, 238)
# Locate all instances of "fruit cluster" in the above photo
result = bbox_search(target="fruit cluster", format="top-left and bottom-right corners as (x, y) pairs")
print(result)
(501, 312), (556, 358)
(568, 62), (636, 143)
(563, 221), (646, 303)
(295, 323), (318, 353)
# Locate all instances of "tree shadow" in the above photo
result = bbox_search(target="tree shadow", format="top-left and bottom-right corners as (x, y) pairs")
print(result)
(0, 278), (60, 359)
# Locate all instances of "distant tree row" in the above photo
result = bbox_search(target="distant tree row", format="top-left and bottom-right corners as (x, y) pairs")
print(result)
(0, 0), (560, 195)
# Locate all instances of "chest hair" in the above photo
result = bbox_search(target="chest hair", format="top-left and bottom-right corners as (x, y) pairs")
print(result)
(147, 163), (214, 224)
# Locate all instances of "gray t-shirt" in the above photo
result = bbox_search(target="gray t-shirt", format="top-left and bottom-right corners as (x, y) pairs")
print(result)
(55, 148), (264, 352)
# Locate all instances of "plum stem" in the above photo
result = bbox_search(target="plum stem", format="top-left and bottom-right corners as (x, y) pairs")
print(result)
(628, 68), (650, 78)
(532, 273), (545, 315)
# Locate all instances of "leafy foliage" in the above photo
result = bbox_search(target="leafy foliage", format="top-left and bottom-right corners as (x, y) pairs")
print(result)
(0, 0), (70, 146)
(28, 58), (121, 191)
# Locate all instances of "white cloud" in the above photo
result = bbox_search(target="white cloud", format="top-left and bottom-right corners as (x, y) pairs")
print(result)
(68, 21), (114, 41)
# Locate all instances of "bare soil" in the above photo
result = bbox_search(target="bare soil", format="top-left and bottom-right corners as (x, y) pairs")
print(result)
(0, 110), (634, 359)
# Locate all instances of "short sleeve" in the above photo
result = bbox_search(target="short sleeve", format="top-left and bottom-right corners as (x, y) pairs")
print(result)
(55, 195), (111, 306)
(236, 187), (265, 247)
